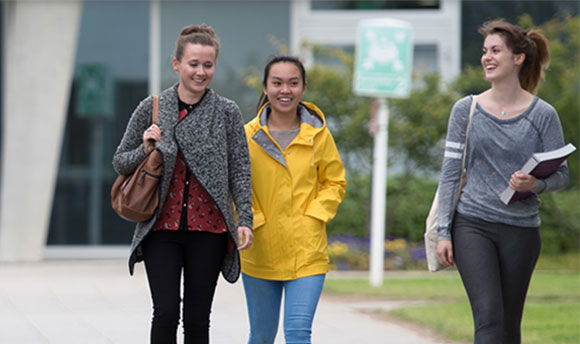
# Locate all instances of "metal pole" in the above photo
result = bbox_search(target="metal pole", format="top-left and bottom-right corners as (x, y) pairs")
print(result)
(369, 98), (388, 287)
(88, 118), (103, 245)
(149, 0), (160, 96)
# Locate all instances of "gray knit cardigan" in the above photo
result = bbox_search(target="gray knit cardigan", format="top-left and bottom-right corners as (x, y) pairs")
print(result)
(112, 84), (253, 283)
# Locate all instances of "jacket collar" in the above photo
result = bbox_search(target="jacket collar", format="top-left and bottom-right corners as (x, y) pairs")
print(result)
(161, 83), (216, 123)
(257, 102), (325, 132)
(251, 102), (327, 167)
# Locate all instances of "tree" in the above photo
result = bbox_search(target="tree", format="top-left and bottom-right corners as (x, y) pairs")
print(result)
(388, 74), (456, 175)
(534, 15), (579, 188)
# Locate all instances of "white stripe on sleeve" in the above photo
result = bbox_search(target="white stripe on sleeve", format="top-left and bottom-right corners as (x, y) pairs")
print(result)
(445, 141), (464, 150)
(444, 151), (462, 159)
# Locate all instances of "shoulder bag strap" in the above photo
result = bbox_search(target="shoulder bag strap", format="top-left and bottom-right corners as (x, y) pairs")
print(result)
(461, 95), (478, 170)
(152, 95), (159, 125)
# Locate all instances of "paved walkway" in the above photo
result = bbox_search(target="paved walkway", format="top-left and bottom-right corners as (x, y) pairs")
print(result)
(0, 260), (452, 344)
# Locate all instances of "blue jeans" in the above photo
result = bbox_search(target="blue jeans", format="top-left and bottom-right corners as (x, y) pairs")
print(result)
(242, 273), (326, 344)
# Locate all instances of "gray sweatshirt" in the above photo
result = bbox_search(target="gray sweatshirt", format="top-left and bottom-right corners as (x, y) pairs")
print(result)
(437, 95), (569, 240)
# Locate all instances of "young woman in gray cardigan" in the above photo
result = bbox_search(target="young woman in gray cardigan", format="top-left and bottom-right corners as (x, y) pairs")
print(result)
(436, 20), (568, 343)
(113, 24), (253, 344)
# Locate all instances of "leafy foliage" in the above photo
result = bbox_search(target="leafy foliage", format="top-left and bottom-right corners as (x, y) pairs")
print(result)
(301, 44), (373, 172)
(534, 15), (579, 188)
(389, 74), (456, 174)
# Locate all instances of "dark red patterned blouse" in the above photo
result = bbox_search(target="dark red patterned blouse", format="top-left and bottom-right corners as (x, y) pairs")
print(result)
(153, 107), (227, 234)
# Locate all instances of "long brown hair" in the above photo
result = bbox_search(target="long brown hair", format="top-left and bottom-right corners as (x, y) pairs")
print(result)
(478, 20), (549, 94)
(174, 24), (220, 61)
(256, 55), (307, 113)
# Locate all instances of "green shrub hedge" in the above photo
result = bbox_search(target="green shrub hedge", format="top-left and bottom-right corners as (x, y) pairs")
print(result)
(327, 174), (579, 254)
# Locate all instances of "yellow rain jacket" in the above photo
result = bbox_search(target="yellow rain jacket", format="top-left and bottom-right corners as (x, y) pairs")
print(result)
(241, 102), (347, 280)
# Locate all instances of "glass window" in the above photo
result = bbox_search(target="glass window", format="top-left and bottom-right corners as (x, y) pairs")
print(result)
(312, 1), (439, 10)
(312, 44), (438, 78)
(413, 44), (438, 74)
(48, 1), (150, 245)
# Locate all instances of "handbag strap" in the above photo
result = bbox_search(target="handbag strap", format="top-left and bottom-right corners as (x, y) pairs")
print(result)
(152, 95), (159, 124)
(461, 95), (478, 170)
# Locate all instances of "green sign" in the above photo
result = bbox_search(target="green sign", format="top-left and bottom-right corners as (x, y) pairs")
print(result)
(353, 19), (413, 98)
(76, 63), (114, 118)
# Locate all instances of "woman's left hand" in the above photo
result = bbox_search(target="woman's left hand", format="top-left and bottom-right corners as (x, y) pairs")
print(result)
(237, 226), (253, 250)
(436, 240), (454, 267)
(509, 171), (537, 192)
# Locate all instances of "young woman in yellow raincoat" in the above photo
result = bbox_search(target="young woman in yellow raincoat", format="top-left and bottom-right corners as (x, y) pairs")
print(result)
(241, 55), (347, 344)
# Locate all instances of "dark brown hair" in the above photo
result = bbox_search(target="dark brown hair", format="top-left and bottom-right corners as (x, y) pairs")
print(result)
(256, 55), (307, 112)
(478, 20), (550, 94)
(174, 24), (220, 61)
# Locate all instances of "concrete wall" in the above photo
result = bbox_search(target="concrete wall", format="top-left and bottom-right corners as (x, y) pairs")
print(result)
(0, 1), (82, 261)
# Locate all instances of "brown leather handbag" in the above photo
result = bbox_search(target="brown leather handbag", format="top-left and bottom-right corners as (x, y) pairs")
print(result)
(111, 96), (163, 222)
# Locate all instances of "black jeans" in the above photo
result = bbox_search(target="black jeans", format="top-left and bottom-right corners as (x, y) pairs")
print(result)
(142, 230), (227, 344)
(452, 213), (541, 344)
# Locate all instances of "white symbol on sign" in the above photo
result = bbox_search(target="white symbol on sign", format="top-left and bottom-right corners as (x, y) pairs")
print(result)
(362, 29), (406, 72)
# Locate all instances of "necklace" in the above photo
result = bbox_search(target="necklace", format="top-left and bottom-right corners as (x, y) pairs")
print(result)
(501, 111), (507, 116)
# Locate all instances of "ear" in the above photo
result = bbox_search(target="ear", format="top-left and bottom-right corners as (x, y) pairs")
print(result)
(172, 57), (179, 71)
(301, 83), (307, 97)
(514, 53), (525, 66)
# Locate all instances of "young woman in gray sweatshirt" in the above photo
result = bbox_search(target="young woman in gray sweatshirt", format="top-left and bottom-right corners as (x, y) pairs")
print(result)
(436, 20), (569, 343)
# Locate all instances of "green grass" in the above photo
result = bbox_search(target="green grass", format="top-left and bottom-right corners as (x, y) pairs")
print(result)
(389, 301), (580, 344)
(390, 302), (473, 342)
(534, 252), (580, 270)
(325, 271), (468, 300)
(521, 302), (580, 344)
(324, 268), (580, 343)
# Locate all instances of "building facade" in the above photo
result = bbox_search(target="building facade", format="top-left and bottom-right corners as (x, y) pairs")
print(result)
(0, 0), (460, 261)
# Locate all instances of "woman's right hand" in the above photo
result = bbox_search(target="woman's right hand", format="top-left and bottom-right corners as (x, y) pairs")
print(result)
(143, 124), (161, 154)
(436, 240), (454, 267)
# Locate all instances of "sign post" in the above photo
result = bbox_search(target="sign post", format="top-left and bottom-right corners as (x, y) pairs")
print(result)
(76, 63), (114, 245)
(353, 19), (413, 287)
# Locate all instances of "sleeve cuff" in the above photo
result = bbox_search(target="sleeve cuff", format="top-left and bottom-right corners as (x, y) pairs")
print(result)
(251, 211), (265, 230)
(533, 179), (547, 194)
(238, 218), (253, 231)
(437, 227), (451, 241)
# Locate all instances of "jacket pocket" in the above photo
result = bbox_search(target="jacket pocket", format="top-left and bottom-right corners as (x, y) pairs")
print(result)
(241, 221), (271, 266)
(302, 215), (328, 264)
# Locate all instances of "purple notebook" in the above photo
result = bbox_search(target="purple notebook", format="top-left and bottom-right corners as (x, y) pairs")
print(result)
(500, 143), (576, 204)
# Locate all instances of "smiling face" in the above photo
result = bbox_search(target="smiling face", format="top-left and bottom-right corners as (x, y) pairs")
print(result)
(263, 62), (306, 116)
(481, 33), (524, 83)
(173, 43), (216, 102)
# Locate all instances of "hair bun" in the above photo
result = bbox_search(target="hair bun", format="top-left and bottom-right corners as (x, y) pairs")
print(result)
(180, 24), (215, 38)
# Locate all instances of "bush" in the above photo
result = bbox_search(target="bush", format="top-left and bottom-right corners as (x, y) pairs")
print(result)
(327, 233), (427, 271)
(327, 173), (371, 238)
(328, 174), (438, 242)
(327, 174), (578, 271)
(386, 175), (437, 242)
(538, 189), (580, 253)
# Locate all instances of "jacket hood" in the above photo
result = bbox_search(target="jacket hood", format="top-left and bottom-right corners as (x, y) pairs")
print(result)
(246, 101), (328, 168)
